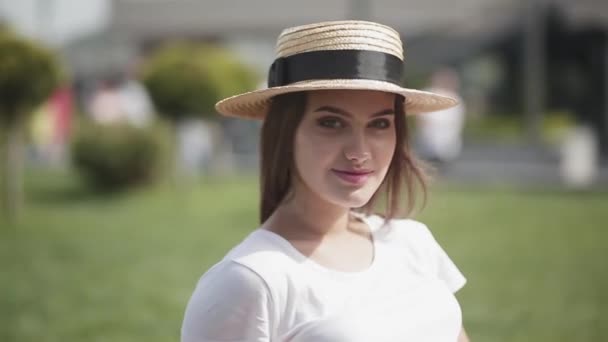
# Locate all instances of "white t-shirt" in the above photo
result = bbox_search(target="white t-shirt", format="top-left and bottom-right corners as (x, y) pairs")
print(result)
(181, 215), (466, 342)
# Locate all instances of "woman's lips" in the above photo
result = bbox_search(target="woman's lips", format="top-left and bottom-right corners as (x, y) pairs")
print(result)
(332, 169), (374, 185)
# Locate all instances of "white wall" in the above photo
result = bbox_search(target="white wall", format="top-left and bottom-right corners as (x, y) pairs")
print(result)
(0, 0), (110, 46)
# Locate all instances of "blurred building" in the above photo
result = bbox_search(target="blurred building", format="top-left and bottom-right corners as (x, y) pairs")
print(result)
(61, 0), (608, 160)
(3, 0), (607, 176)
(63, 1), (606, 75)
(68, 0), (528, 75)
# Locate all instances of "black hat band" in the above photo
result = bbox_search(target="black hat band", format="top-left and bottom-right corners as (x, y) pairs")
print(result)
(267, 49), (404, 87)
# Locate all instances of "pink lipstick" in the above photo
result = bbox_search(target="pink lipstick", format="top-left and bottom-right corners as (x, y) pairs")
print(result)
(332, 169), (373, 185)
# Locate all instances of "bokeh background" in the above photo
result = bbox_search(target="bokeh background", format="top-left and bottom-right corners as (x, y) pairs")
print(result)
(1, 1), (607, 341)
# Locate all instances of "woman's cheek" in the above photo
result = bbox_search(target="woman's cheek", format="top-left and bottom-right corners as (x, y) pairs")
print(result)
(295, 138), (330, 174)
(305, 144), (335, 172)
(371, 134), (395, 158)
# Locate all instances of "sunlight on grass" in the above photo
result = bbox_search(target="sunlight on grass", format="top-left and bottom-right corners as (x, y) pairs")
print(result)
(2, 169), (606, 341)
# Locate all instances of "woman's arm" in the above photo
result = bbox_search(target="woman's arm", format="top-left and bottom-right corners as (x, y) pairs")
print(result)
(458, 326), (470, 342)
(181, 262), (272, 342)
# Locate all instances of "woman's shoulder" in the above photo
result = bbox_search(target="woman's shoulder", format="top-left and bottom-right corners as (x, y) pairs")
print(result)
(196, 229), (298, 292)
(195, 259), (269, 296)
(366, 214), (467, 292)
(183, 260), (274, 342)
(365, 214), (444, 259)
(224, 229), (300, 271)
(364, 214), (435, 243)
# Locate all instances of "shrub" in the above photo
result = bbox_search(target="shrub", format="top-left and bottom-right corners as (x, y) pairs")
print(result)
(141, 43), (257, 121)
(71, 121), (170, 191)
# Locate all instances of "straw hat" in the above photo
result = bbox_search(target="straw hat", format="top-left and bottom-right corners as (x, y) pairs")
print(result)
(215, 20), (458, 119)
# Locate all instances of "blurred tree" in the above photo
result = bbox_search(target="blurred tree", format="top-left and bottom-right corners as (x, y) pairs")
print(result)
(0, 29), (62, 222)
(140, 42), (257, 176)
(141, 42), (257, 122)
(72, 121), (170, 191)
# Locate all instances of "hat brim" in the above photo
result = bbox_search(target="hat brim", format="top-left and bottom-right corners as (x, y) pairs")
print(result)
(215, 79), (458, 119)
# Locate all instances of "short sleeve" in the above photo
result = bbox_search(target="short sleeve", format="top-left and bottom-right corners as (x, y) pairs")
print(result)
(181, 261), (273, 342)
(385, 218), (467, 294)
(418, 222), (467, 293)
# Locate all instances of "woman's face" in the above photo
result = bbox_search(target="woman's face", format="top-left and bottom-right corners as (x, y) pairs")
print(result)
(293, 90), (397, 208)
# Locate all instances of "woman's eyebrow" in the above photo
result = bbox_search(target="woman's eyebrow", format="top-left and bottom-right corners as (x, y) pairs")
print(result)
(370, 109), (395, 117)
(314, 106), (394, 117)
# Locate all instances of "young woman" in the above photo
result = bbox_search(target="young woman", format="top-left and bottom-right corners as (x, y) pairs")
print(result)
(181, 20), (469, 342)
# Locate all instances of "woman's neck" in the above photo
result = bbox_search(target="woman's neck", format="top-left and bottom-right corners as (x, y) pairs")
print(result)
(264, 183), (352, 239)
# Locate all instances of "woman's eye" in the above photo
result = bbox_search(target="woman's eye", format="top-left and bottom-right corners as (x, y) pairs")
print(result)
(317, 117), (345, 129)
(369, 118), (391, 129)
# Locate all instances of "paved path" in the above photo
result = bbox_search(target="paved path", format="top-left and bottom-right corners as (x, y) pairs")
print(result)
(434, 142), (608, 188)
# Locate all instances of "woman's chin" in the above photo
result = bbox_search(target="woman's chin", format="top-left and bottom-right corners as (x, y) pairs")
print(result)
(326, 189), (374, 209)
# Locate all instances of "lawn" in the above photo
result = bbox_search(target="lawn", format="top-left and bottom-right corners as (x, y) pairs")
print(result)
(1, 170), (607, 341)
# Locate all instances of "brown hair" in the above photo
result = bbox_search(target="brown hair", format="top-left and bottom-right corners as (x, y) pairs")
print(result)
(259, 91), (428, 224)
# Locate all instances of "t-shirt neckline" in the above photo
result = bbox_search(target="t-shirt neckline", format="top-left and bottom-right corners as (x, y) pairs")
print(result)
(255, 214), (381, 277)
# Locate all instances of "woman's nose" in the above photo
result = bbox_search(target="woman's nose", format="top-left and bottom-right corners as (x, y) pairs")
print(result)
(343, 131), (371, 164)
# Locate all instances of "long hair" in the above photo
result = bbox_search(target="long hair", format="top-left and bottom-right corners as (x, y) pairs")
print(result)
(259, 92), (428, 224)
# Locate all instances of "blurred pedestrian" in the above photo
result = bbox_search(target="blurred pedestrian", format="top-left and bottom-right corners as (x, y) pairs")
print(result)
(118, 77), (154, 128)
(416, 67), (466, 168)
(88, 76), (124, 125)
(182, 20), (469, 342)
(88, 73), (154, 127)
(30, 85), (73, 166)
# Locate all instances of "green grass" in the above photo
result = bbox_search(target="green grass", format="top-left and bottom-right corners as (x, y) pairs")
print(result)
(2, 170), (607, 341)
(420, 186), (608, 341)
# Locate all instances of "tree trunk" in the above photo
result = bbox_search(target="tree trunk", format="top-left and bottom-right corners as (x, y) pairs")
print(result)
(1, 117), (25, 223)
